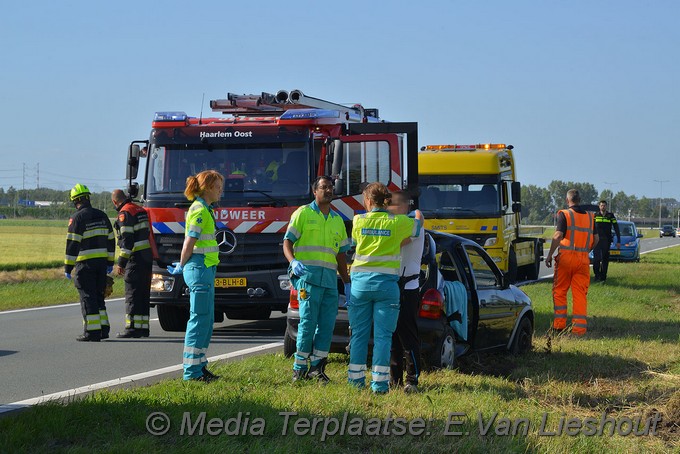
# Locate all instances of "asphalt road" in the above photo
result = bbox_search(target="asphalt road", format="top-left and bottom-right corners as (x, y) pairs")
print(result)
(0, 302), (286, 406)
(533, 235), (678, 281)
(1, 236), (677, 410)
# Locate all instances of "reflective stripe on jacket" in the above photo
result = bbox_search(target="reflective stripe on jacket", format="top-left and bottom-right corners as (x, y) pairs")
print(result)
(185, 198), (219, 267)
(115, 201), (152, 267)
(285, 201), (350, 288)
(64, 201), (115, 273)
(351, 210), (420, 275)
(559, 208), (594, 254)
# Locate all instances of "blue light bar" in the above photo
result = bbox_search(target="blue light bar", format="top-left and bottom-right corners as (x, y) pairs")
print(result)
(154, 111), (188, 121)
(280, 109), (340, 120)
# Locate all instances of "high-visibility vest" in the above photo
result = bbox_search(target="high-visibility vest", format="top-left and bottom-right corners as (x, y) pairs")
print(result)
(185, 199), (219, 267)
(287, 204), (350, 271)
(351, 211), (419, 275)
(559, 208), (594, 254)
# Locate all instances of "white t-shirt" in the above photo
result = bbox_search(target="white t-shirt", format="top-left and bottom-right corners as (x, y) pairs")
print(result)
(400, 211), (425, 290)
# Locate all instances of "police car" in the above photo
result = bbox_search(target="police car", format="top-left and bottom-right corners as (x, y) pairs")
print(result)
(283, 231), (534, 370)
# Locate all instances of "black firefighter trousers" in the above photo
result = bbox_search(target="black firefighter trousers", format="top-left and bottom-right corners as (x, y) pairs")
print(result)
(122, 255), (153, 333)
(73, 260), (108, 336)
(390, 288), (422, 386)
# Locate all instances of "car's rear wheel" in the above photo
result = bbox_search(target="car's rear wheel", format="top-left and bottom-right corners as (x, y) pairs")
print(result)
(429, 325), (456, 370)
(283, 329), (296, 358)
(511, 316), (533, 355)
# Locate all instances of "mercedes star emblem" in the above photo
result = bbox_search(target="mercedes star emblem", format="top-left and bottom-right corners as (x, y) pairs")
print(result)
(216, 229), (237, 255)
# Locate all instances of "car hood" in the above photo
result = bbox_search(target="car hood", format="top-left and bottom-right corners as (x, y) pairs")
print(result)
(510, 285), (532, 306)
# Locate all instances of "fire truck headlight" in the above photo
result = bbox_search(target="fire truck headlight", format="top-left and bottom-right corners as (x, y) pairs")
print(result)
(278, 275), (292, 291)
(151, 274), (175, 292)
(484, 237), (497, 247)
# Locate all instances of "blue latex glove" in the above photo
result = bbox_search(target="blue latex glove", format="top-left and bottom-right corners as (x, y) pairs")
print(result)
(344, 282), (351, 305)
(65, 272), (71, 280)
(107, 266), (113, 274)
(290, 259), (307, 277)
(167, 261), (183, 275)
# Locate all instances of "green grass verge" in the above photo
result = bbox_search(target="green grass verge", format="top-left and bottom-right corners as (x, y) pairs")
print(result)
(0, 271), (126, 311)
(1, 249), (678, 452)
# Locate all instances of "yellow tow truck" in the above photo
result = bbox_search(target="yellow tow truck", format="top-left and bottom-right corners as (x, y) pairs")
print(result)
(418, 144), (544, 282)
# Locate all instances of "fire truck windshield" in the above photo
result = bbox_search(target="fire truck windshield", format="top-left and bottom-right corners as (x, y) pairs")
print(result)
(145, 143), (311, 201)
(419, 175), (501, 218)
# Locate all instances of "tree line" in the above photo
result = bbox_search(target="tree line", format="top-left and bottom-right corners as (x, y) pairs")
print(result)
(521, 180), (679, 226)
(0, 186), (119, 219)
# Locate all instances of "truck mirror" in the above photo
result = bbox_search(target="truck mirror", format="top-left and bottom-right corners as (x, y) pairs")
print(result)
(511, 181), (521, 202)
(126, 144), (141, 180)
(127, 182), (139, 199)
(512, 202), (522, 213)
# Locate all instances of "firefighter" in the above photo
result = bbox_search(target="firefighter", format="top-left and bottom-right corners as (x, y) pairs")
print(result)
(111, 189), (153, 338)
(388, 190), (424, 394)
(348, 183), (422, 394)
(283, 176), (351, 383)
(545, 189), (599, 336)
(593, 200), (621, 283)
(167, 170), (224, 382)
(64, 184), (115, 342)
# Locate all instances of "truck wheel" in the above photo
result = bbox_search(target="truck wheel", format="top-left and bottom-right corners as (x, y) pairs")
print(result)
(283, 329), (296, 358)
(157, 305), (189, 332)
(511, 316), (533, 355)
(429, 325), (456, 370)
(525, 247), (541, 281)
(225, 307), (272, 320)
(506, 248), (518, 283)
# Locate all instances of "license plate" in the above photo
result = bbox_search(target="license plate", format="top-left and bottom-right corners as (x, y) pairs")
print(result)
(215, 277), (247, 288)
(610, 250), (620, 255)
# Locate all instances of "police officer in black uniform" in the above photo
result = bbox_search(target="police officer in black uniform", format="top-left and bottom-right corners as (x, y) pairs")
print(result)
(593, 200), (621, 283)
(65, 184), (115, 342)
(111, 189), (153, 338)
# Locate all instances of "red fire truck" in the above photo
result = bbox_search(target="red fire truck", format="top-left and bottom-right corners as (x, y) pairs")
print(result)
(125, 90), (418, 331)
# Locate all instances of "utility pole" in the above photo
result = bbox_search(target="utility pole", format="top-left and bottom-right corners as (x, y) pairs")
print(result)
(603, 181), (617, 210)
(36, 163), (40, 189)
(653, 179), (669, 228)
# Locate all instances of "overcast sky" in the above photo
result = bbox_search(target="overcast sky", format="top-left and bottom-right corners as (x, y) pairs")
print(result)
(1, 1), (678, 201)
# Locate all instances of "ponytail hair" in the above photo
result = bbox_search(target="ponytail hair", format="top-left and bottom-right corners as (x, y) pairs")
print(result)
(184, 170), (224, 201)
(363, 182), (391, 209)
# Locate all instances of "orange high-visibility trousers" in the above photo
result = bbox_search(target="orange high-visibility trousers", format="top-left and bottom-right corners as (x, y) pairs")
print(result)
(552, 250), (590, 335)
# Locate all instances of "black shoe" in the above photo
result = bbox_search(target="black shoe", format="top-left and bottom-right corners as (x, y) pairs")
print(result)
(307, 359), (330, 384)
(116, 329), (147, 339)
(190, 373), (218, 383)
(76, 333), (101, 342)
(292, 369), (309, 382)
(202, 367), (220, 380)
(404, 383), (420, 394)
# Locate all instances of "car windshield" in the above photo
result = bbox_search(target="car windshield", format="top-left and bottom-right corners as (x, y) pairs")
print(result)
(419, 175), (501, 218)
(145, 143), (311, 201)
(620, 224), (634, 236)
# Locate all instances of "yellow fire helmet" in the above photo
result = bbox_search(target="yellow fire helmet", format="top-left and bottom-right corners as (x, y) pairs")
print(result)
(69, 183), (91, 201)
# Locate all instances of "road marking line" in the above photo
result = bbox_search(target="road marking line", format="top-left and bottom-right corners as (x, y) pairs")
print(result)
(0, 298), (125, 315)
(0, 342), (283, 415)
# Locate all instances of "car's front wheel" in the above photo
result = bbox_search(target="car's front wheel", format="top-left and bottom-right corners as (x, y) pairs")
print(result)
(429, 325), (456, 370)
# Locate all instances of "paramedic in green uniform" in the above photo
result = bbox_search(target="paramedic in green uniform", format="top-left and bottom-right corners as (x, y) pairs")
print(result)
(284, 176), (351, 382)
(167, 170), (224, 382)
(348, 182), (422, 393)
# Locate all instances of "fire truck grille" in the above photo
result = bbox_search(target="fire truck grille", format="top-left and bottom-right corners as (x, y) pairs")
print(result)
(154, 233), (287, 271)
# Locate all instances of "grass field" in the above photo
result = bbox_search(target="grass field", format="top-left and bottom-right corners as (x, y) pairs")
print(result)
(0, 246), (678, 452)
